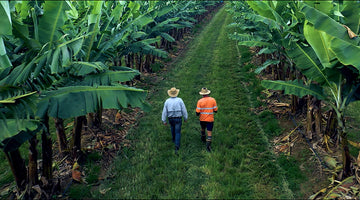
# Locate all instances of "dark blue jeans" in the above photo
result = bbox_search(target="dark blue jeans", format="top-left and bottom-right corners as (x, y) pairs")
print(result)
(168, 117), (182, 149)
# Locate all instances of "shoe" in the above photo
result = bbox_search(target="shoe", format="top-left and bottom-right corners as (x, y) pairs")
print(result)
(206, 145), (211, 152)
(175, 146), (179, 156)
(206, 142), (211, 152)
(201, 135), (206, 143)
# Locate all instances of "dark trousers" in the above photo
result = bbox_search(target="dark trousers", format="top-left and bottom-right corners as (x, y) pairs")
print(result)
(168, 117), (182, 149)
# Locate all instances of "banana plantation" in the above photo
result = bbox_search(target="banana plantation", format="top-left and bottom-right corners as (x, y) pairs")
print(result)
(1, 0), (360, 199)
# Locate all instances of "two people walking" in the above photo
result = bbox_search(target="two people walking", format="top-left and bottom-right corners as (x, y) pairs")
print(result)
(162, 87), (217, 154)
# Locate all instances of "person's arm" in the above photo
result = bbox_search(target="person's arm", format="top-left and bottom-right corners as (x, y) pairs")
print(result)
(213, 98), (218, 113)
(180, 99), (188, 122)
(161, 101), (168, 124)
(196, 100), (200, 116)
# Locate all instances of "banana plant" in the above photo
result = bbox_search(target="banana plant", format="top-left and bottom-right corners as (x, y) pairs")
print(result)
(0, 89), (41, 190)
(261, 2), (360, 177)
(0, 0), (149, 193)
(228, 1), (294, 80)
(0, 2), (12, 71)
(228, 0), (360, 177)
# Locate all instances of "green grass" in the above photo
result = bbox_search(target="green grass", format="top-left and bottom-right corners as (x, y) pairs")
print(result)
(86, 6), (298, 199)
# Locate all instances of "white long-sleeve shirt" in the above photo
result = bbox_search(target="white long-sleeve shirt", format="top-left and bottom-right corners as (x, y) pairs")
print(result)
(162, 97), (188, 123)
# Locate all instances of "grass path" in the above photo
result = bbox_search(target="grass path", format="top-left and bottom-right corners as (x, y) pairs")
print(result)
(95, 6), (294, 199)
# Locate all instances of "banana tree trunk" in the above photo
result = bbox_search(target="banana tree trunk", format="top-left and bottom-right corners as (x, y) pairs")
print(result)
(87, 113), (94, 128)
(291, 95), (299, 114)
(4, 149), (27, 190)
(144, 54), (151, 73)
(325, 109), (338, 145)
(72, 116), (86, 155)
(41, 115), (52, 180)
(306, 95), (314, 140)
(125, 54), (131, 68)
(338, 115), (352, 178)
(277, 55), (285, 81)
(135, 53), (142, 73)
(87, 107), (103, 129)
(313, 99), (322, 139)
(28, 136), (38, 187)
(94, 108), (102, 128)
(290, 68), (300, 114)
(54, 118), (67, 154)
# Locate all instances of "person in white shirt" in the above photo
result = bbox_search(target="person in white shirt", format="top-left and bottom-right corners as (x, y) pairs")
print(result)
(162, 87), (188, 155)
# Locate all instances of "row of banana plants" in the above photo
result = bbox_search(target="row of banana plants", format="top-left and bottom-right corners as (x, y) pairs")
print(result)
(226, 0), (359, 184)
(0, 1), (221, 198)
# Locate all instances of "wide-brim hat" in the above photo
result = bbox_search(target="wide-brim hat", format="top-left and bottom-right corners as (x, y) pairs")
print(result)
(199, 87), (211, 95)
(168, 87), (180, 97)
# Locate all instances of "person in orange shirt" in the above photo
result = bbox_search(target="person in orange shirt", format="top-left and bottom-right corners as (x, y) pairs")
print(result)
(196, 87), (217, 152)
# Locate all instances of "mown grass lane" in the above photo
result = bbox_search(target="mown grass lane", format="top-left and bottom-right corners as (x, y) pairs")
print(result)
(91, 5), (294, 199)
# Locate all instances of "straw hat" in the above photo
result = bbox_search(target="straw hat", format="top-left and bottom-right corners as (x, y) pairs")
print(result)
(199, 87), (211, 95)
(168, 87), (179, 97)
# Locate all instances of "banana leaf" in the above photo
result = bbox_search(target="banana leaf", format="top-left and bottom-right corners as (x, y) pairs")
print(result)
(247, 1), (276, 21)
(286, 42), (331, 86)
(0, 119), (42, 152)
(230, 33), (265, 43)
(304, 1), (333, 16)
(303, 21), (336, 69)
(243, 12), (281, 30)
(38, 1), (71, 48)
(261, 79), (325, 100)
(80, 67), (140, 86)
(300, 3), (359, 45)
(0, 91), (37, 104)
(0, 37), (12, 70)
(0, 1), (12, 36)
(68, 62), (108, 76)
(14, 1), (31, 20)
(341, 1), (360, 35)
(156, 5), (173, 18)
(257, 47), (277, 55)
(304, 20), (360, 71)
(12, 19), (42, 51)
(255, 59), (280, 74)
(159, 33), (175, 42)
(36, 85), (148, 119)
(238, 41), (274, 48)
(330, 37), (360, 70)
(153, 17), (180, 31)
(0, 54), (12, 71)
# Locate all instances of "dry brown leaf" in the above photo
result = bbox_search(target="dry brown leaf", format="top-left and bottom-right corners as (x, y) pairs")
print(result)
(274, 103), (290, 107)
(100, 187), (112, 194)
(349, 140), (360, 148)
(32, 185), (42, 194)
(72, 162), (82, 182)
(72, 170), (82, 182)
(275, 144), (288, 152)
(343, 25), (358, 39)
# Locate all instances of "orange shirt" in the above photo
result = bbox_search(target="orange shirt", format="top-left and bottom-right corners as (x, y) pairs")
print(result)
(196, 96), (217, 122)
